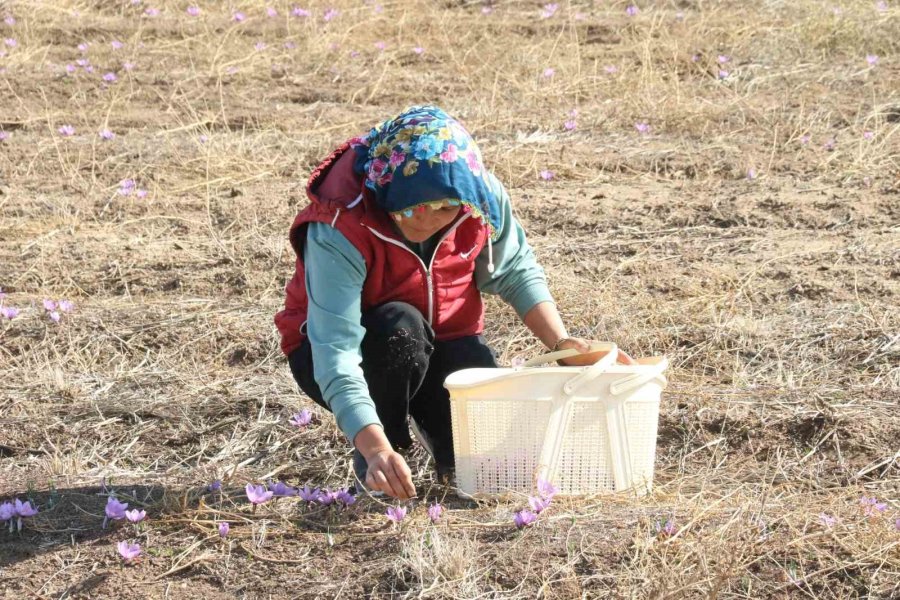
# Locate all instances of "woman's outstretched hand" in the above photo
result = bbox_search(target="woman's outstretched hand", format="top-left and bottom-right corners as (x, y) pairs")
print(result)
(555, 337), (635, 366)
(355, 424), (416, 499)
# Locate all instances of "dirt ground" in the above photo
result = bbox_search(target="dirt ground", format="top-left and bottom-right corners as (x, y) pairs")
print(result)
(1, 1), (898, 598)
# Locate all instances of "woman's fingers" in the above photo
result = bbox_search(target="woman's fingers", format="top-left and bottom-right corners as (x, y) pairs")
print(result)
(617, 349), (636, 364)
(389, 455), (417, 499)
(369, 467), (400, 498)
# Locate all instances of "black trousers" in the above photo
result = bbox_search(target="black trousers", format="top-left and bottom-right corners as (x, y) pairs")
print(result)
(288, 302), (498, 468)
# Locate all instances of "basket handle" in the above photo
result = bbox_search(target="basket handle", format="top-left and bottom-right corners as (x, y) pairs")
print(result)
(609, 357), (669, 396)
(521, 342), (617, 368)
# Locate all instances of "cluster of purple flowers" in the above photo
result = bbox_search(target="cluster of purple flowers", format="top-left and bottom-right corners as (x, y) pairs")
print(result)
(514, 477), (558, 529)
(245, 481), (356, 508)
(0, 499), (39, 532)
(117, 178), (148, 198)
(288, 408), (313, 428)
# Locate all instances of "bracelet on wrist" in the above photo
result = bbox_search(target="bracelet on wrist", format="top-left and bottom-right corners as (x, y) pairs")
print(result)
(551, 337), (573, 352)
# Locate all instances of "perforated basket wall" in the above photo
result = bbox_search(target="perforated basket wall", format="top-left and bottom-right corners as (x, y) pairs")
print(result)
(450, 376), (662, 496)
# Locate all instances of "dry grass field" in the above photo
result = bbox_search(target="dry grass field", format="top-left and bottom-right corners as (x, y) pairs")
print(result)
(1, 0), (898, 598)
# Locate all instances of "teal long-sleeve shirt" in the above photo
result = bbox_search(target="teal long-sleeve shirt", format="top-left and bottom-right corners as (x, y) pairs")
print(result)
(304, 178), (554, 443)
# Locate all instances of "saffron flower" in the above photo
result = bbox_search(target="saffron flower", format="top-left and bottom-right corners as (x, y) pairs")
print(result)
(49, 311), (61, 323)
(634, 121), (651, 134)
(428, 503), (442, 523)
(604, 65), (618, 74)
(323, 8), (339, 21)
(539, 170), (554, 181)
(1, 307), (20, 320)
(13, 499), (39, 531)
(103, 72), (117, 83)
(232, 11), (246, 22)
(298, 485), (320, 503)
(564, 119), (577, 131)
(747, 168), (757, 180)
(77, 43), (88, 53)
(895, 518), (900, 531)
(823, 138), (835, 151)
(144, 7), (159, 17)
(207, 479), (222, 492)
(819, 513), (837, 528)
(717, 55), (730, 64)
(514, 509), (537, 529)
(876, 1), (888, 12)
(374, 41), (386, 51)
(863, 131), (874, 140)
(626, 5), (639, 16)
(266, 7), (278, 17)
(42, 299), (57, 311)
(386, 506), (407, 523)
(289, 408), (312, 428)
(536, 476), (558, 501)
(482, 6), (493, 14)
(245, 483), (273, 505)
(267, 481), (297, 497)
(58, 125), (75, 137)
(254, 41), (266, 51)
(540, 3), (558, 19)
(292, 7), (311, 18)
(316, 488), (339, 506)
(125, 509), (146, 523)
(0, 131), (9, 141)
(866, 54), (879, 66)
(219, 521), (230, 537)
(542, 67), (555, 78)
(3, 38), (15, 47)
(655, 518), (676, 537)
(412, 47), (424, 55)
(3, 16), (15, 26)
(335, 489), (356, 507)
(718, 70), (729, 79)
(99, 129), (115, 140)
(799, 134), (810, 145)
(111, 40), (123, 50)
(104, 496), (128, 528)
(528, 496), (550, 514)
(186, 6), (200, 17)
(117, 540), (141, 563)
(860, 495), (887, 517)
(123, 62), (135, 71)
(0, 502), (13, 529)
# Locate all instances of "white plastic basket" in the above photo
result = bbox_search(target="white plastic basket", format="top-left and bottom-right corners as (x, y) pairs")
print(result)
(446, 343), (668, 497)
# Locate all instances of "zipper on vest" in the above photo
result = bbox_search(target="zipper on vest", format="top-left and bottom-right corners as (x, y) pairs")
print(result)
(365, 214), (471, 326)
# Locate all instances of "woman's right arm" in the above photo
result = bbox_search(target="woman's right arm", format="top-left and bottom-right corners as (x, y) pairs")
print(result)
(304, 223), (416, 499)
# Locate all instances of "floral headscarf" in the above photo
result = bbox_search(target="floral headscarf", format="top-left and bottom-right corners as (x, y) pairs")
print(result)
(350, 105), (502, 240)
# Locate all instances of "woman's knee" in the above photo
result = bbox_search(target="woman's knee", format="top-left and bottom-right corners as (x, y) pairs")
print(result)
(360, 302), (434, 370)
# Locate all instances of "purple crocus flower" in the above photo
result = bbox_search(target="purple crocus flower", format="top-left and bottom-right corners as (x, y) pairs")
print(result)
(747, 168), (757, 180)
(895, 518), (900, 532)
(13, 499), (38, 531)
(118, 179), (136, 195)
(144, 7), (160, 17)
(77, 42), (88, 53)
(2, 307), (21, 319)
(482, 6), (493, 14)
(298, 485), (320, 503)
(863, 131), (874, 140)
(412, 47), (425, 55)
(111, 40), (123, 50)
(135, 189), (148, 199)
(123, 62), (135, 71)
(564, 119), (577, 131)
(336, 489), (356, 507)
(634, 121), (651, 134)
(289, 408), (312, 428)
(218, 521), (230, 537)
(604, 65), (618, 74)
(374, 40), (386, 51)
(186, 6), (200, 17)
(58, 125), (75, 137)
(99, 129), (115, 140)
(866, 54), (879, 66)
(539, 170), (554, 181)
(103, 72), (117, 83)
(125, 509), (145, 523)
(625, 5), (639, 16)
(717, 55), (730, 64)
(823, 138), (835, 151)
(718, 69), (729, 79)
(514, 509), (537, 529)
(542, 67), (555, 78)
(0, 131), (9, 141)
(323, 8), (340, 21)
(266, 7), (278, 17)
(540, 3), (558, 19)
(245, 483), (273, 505)
(536, 477), (558, 501)
(3, 16), (15, 26)
(656, 518), (676, 536)
(3, 38), (15, 47)
(104, 496), (128, 528)
(316, 488), (339, 506)
(0, 502), (14, 527)
(528, 496), (550, 514)
(232, 11), (246, 22)
(386, 506), (407, 523)
(117, 540), (141, 562)
(76, 58), (89, 67)
(207, 479), (222, 492)
(254, 41), (267, 51)
(292, 7), (311, 18)
(43, 299), (57, 311)
(428, 503), (443, 523)
(819, 513), (837, 528)
(49, 311), (61, 323)
(860, 495), (888, 517)
(267, 481), (297, 497)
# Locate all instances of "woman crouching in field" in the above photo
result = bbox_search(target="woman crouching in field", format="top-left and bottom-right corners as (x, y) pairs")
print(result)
(275, 106), (633, 499)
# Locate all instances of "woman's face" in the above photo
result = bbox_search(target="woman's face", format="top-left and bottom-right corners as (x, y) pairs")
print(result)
(394, 204), (461, 243)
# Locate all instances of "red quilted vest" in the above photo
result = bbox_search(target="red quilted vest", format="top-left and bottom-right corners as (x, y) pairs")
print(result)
(274, 140), (489, 355)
